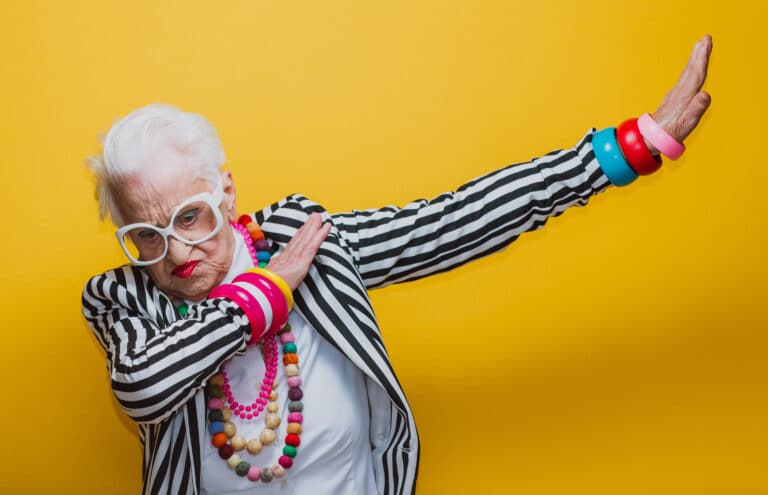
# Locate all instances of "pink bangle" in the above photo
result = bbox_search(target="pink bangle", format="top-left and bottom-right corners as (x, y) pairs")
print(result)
(637, 113), (685, 160)
(208, 284), (266, 346)
(233, 273), (289, 337)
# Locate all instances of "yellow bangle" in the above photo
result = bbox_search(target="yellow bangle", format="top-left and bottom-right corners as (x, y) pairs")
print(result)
(246, 268), (294, 310)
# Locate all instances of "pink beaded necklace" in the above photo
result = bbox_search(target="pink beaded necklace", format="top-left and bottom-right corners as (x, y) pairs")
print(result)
(221, 337), (278, 421)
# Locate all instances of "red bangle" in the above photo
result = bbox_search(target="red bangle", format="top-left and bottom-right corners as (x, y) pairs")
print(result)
(208, 283), (267, 345)
(616, 118), (662, 175)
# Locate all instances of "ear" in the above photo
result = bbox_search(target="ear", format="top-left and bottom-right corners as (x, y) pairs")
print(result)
(221, 170), (238, 222)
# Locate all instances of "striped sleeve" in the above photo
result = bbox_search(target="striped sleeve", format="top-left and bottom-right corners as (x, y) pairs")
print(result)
(81, 266), (252, 424)
(330, 129), (614, 290)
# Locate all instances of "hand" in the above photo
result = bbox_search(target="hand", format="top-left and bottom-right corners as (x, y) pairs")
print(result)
(646, 35), (713, 153)
(265, 213), (332, 291)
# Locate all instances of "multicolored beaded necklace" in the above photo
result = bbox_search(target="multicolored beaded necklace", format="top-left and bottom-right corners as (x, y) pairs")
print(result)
(197, 217), (304, 483)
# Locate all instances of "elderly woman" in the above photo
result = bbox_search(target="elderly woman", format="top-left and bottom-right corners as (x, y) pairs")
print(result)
(82, 37), (712, 495)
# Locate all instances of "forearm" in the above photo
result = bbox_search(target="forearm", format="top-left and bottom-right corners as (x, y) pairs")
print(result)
(332, 128), (612, 289)
(82, 271), (252, 424)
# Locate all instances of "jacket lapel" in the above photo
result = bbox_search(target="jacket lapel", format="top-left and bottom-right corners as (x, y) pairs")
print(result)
(252, 197), (399, 399)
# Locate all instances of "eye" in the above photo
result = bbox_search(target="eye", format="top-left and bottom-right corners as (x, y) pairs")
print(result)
(138, 230), (159, 241)
(178, 208), (199, 226)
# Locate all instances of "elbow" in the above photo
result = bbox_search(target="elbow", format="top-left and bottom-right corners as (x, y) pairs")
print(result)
(111, 373), (190, 425)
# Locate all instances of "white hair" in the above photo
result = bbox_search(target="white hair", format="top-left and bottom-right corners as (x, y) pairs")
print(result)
(85, 103), (226, 226)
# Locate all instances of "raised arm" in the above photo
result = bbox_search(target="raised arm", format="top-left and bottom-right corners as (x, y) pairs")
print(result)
(331, 35), (712, 290)
(331, 131), (609, 289)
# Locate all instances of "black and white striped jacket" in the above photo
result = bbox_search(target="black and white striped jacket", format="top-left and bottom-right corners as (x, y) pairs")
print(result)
(82, 129), (613, 495)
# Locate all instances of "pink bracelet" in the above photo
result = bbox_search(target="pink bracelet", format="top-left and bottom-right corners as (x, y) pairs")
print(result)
(637, 113), (685, 160)
(208, 283), (266, 346)
(233, 272), (289, 337)
(230, 279), (274, 335)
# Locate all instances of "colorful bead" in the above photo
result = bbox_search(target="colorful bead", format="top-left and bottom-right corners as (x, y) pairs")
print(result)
(222, 408), (232, 421)
(283, 353), (299, 365)
(258, 261), (268, 268)
(207, 384), (223, 398)
(260, 429), (276, 445)
(278, 456), (293, 469)
(260, 467), (274, 483)
(209, 422), (224, 435)
(282, 445), (297, 458)
(237, 214), (252, 226)
(246, 438), (263, 454)
(256, 251), (270, 262)
(212, 433), (228, 448)
(178, 303), (188, 317)
(247, 466), (261, 482)
(280, 332), (295, 344)
(210, 374), (224, 386)
(226, 454), (242, 469)
(285, 364), (299, 377)
(231, 435), (246, 451)
(287, 422), (302, 435)
(223, 422), (236, 437)
(283, 342), (297, 354)
(265, 413), (281, 429)
(208, 410), (224, 422)
(287, 376), (301, 388)
(288, 401), (303, 412)
(218, 444), (234, 460)
(288, 387), (303, 401)
(285, 434), (301, 447)
(269, 390), (278, 401)
(235, 461), (250, 477)
(267, 402), (279, 413)
(287, 412), (303, 424)
(208, 398), (224, 410)
(272, 464), (286, 478)
(255, 239), (269, 250)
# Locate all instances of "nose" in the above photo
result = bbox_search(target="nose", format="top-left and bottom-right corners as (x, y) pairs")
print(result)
(166, 236), (192, 265)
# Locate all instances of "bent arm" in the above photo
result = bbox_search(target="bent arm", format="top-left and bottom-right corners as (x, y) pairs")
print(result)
(331, 129), (612, 290)
(82, 267), (251, 424)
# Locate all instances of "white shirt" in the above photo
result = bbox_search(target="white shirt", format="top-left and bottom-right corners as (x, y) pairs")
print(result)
(200, 225), (378, 494)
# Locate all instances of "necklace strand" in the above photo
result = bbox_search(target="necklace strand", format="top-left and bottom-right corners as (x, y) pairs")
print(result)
(207, 218), (303, 483)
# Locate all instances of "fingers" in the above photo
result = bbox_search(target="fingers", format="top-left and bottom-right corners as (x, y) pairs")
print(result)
(677, 35), (712, 103)
(264, 213), (331, 290)
(284, 212), (324, 253)
(679, 90), (712, 139)
(652, 35), (713, 142)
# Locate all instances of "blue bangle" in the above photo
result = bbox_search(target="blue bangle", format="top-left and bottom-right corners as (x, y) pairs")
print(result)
(593, 128), (638, 187)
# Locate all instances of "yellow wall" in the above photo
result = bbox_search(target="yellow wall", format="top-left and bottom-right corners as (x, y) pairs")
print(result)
(1, 1), (765, 493)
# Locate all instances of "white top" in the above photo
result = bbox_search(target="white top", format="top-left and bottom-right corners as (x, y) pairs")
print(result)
(200, 225), (378, 494)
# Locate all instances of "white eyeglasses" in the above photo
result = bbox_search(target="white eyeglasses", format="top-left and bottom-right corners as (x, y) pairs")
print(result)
(116, 177), (225, 266)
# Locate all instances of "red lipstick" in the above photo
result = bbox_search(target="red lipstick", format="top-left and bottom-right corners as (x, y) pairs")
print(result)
(172, 260), (200, 278)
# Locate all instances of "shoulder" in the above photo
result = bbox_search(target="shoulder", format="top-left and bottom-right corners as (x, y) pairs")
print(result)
(81, 264), (162, 317)
(252, 194), (332, 231)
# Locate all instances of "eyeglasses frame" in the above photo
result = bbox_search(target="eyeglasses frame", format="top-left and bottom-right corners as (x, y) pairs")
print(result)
(115, 176), (225, 266)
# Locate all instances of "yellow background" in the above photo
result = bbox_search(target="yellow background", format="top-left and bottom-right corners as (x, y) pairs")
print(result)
(1, 0), (765, 493)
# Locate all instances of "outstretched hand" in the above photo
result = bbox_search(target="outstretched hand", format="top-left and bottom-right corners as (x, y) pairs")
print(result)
(647, 35), (713, 152)
(266, 213), (332, 291)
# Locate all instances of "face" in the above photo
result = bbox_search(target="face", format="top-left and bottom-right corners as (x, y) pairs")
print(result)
(115, 168), (238, 302)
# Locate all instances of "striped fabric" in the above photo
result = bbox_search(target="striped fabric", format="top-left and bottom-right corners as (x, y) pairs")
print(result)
(81, 129), (613, 494)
